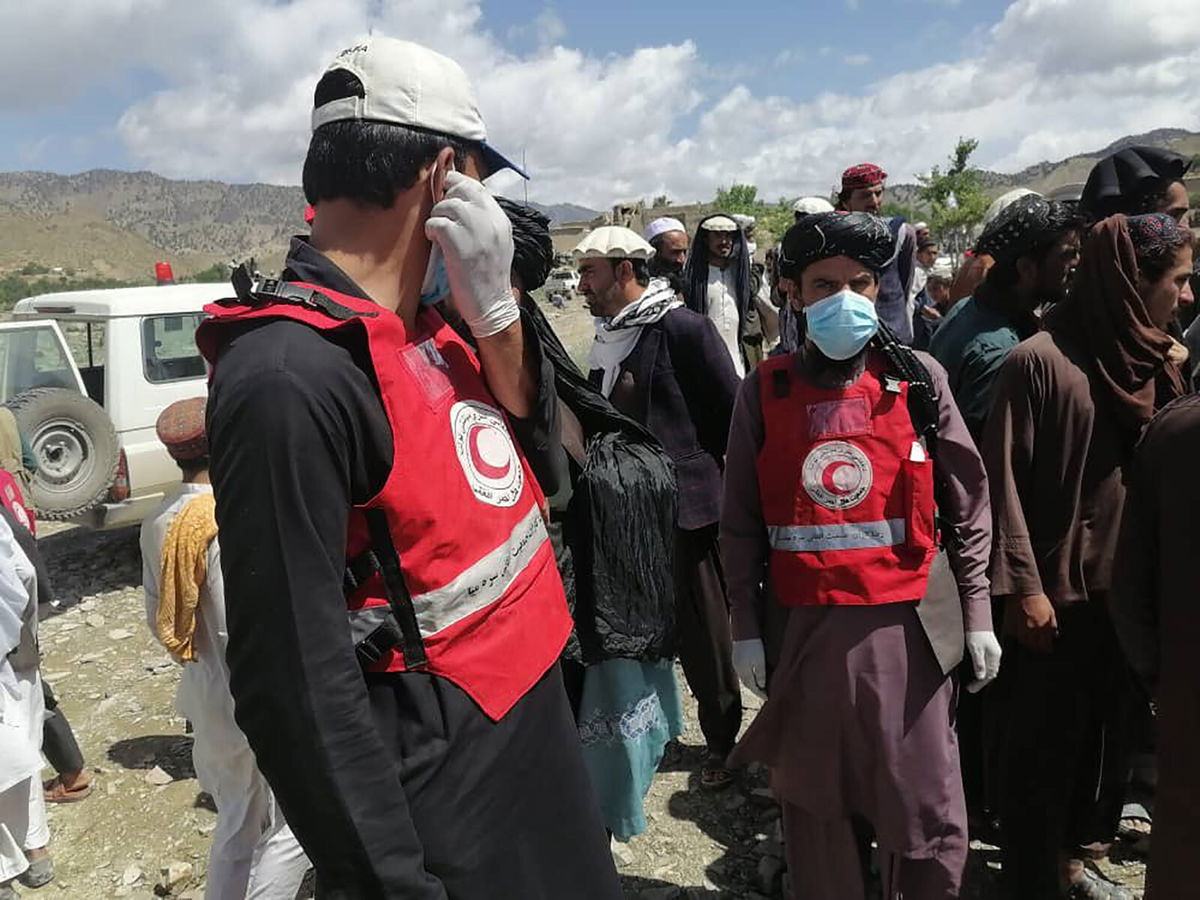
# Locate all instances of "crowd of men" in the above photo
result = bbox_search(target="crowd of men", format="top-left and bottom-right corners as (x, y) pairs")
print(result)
(2, 33), (1198, 900)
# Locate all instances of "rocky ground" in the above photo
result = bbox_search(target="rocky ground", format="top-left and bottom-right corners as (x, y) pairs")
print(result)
(27, 522), (1148, 899)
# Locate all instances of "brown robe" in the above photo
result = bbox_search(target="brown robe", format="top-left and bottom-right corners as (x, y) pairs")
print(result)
(721, 349), (993, 898)
(1112, 394), (1200, 900)
(982, 328), (1137, 896)
(984, 330), (1128, 603)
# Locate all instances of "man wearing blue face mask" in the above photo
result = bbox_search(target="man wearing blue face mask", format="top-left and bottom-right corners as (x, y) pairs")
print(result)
(720, 211), (1001, 899)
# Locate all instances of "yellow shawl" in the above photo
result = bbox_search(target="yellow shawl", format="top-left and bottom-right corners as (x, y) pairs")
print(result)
(156, 492), (218, 662)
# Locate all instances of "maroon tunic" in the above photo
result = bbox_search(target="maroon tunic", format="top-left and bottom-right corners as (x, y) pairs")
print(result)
(721, 350), (992, 897)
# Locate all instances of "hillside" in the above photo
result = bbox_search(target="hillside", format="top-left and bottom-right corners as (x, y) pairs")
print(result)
(887, 127), (1200, 208)
(0, 127), (1194, 281)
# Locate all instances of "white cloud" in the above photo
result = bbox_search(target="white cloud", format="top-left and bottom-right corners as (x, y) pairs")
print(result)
(844, 54), (871, 66)
(1, 0), (1198, 210)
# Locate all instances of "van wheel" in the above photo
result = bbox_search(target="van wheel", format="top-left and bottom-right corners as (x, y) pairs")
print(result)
(6, 388), (119, 520)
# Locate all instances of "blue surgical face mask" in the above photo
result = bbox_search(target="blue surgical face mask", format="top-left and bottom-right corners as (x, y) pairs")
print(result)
(420, 161), (454, 307)
(420, 244), (451, 308)
(804, 288), (878, 360)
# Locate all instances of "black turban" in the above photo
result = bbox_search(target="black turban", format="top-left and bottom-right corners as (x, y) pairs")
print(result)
(496, 196), (554, 292)
(975, 194), (1077, 263)
(1080, 145), (1192, 220)
(777, 211), (895, 279)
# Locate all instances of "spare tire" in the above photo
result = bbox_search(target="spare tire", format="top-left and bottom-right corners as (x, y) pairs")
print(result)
(6, 388), (119, 520)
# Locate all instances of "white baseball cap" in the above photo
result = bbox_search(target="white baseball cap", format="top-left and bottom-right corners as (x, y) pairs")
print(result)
(573, 226), (656, 260)
(313, 36), (527, 178)
(644, 217), (686, 242)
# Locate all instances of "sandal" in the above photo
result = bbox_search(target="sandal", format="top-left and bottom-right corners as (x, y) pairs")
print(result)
(699, 755), (736, 792)
(1065, 867), (1134, 900)
(17, 855), (52, 889)
(43, 775), (92, 804)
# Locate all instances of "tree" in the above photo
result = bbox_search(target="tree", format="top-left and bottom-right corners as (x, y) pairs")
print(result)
(652, 194), (671, 208)
(186, 263), (231, 284)
(708, 183), (796, 245)
(917, 137), (990, 242)
(882, 201), (920, 223)
(715, 183), (759, 213)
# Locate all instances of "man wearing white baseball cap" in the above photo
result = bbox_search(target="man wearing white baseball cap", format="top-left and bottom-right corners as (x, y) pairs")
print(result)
(200, 36), (620, 899)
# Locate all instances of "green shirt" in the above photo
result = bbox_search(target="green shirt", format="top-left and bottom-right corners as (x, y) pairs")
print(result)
(928, 294), (1024, 443)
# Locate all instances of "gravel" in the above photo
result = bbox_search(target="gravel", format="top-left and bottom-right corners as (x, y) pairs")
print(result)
(32, 524), (1148, 899)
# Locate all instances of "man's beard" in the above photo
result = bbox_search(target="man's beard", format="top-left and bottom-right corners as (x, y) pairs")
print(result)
(800, 341), (869, 387)
(651, 256), (683, 276)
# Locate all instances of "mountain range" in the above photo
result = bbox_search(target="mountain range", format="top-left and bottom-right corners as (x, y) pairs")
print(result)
(0, 128), (1195, 282)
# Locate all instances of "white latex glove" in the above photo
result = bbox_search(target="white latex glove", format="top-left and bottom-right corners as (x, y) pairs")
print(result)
(425, 170), (519, 338)
(965, 631), (1002, 694)
(733, 638), (768, 700)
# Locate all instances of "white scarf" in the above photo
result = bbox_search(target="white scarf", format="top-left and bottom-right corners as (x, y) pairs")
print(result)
(588, 278), (682, 397)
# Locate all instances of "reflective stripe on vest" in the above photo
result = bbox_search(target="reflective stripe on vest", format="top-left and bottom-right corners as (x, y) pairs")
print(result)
(768, 518), (906, 553)
(419, 505), (547, 637)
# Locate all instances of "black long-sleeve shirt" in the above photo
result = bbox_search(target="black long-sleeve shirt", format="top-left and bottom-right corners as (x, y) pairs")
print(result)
(206, 239), (563, 897)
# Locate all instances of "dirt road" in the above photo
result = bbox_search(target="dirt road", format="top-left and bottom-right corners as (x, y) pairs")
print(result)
(29, 517), (1147, 898)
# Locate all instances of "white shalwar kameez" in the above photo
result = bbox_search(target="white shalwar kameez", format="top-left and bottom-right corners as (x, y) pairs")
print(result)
(0, 515), (47, 886)
(141, 484), (309, 899)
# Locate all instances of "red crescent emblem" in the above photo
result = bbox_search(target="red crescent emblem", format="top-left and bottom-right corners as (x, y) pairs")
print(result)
(469, 424), (512, 480)
(821, 461), (856, 495)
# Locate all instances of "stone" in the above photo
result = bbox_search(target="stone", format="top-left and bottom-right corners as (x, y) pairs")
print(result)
(85, 614), (106, 628)
(722, 792), (746, 812)
(757, 855), (784, 894)
(108, 628), (134, 640)
(145, 766), (173, 786)
(197, 823), (215, 836)
(158, 861), (194, 894)
(610, 839), (636, 868)
(749, 787), (775, 805)
(122, 864), (143, 886)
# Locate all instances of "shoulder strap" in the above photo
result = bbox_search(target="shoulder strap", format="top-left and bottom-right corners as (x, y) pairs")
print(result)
(220, 264), (378, 323)
(872, 322), (959, 550)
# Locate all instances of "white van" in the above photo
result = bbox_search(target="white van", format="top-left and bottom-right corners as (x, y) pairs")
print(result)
(7, 284), (218, 529)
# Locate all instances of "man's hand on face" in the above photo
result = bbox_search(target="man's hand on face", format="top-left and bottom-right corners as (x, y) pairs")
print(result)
(425, 171), (518, 339)
(1007, 592), (1058, 654)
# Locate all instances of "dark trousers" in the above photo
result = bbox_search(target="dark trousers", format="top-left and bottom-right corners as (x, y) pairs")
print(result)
(43, 679), (85, 775)
(1000, 602), (1135, 899)
(673, 524), (742, 757)
(315, 666), (621, 899)
(958, 597), (1007, 822)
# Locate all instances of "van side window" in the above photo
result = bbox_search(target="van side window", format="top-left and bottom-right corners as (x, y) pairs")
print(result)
(142, 315), (206, 383)
(60, 321), (107, 403)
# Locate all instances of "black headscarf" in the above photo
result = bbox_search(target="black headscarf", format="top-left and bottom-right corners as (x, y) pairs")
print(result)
(495, 197), (554, 291)
(681, 214), (752, 318)
(1080, 145), (1192, 221)
(777, 211), (895, 278)
(498, 197), (678, 664)
(975, 194), (1078, 263)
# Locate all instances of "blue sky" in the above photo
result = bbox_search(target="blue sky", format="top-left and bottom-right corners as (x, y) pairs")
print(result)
(1, 0), (1196, 207)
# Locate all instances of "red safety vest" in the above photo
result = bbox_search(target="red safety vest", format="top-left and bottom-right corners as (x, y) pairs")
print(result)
(0, 470), (35, 536)
(197, 281), (571, 721)
(756, 351), (936, 607)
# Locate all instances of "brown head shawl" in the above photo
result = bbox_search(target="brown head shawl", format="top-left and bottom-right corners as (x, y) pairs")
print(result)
(1050, 213), (1187, 439)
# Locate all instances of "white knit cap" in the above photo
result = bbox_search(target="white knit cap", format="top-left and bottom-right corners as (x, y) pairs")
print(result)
(643, 217), (686, 242)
